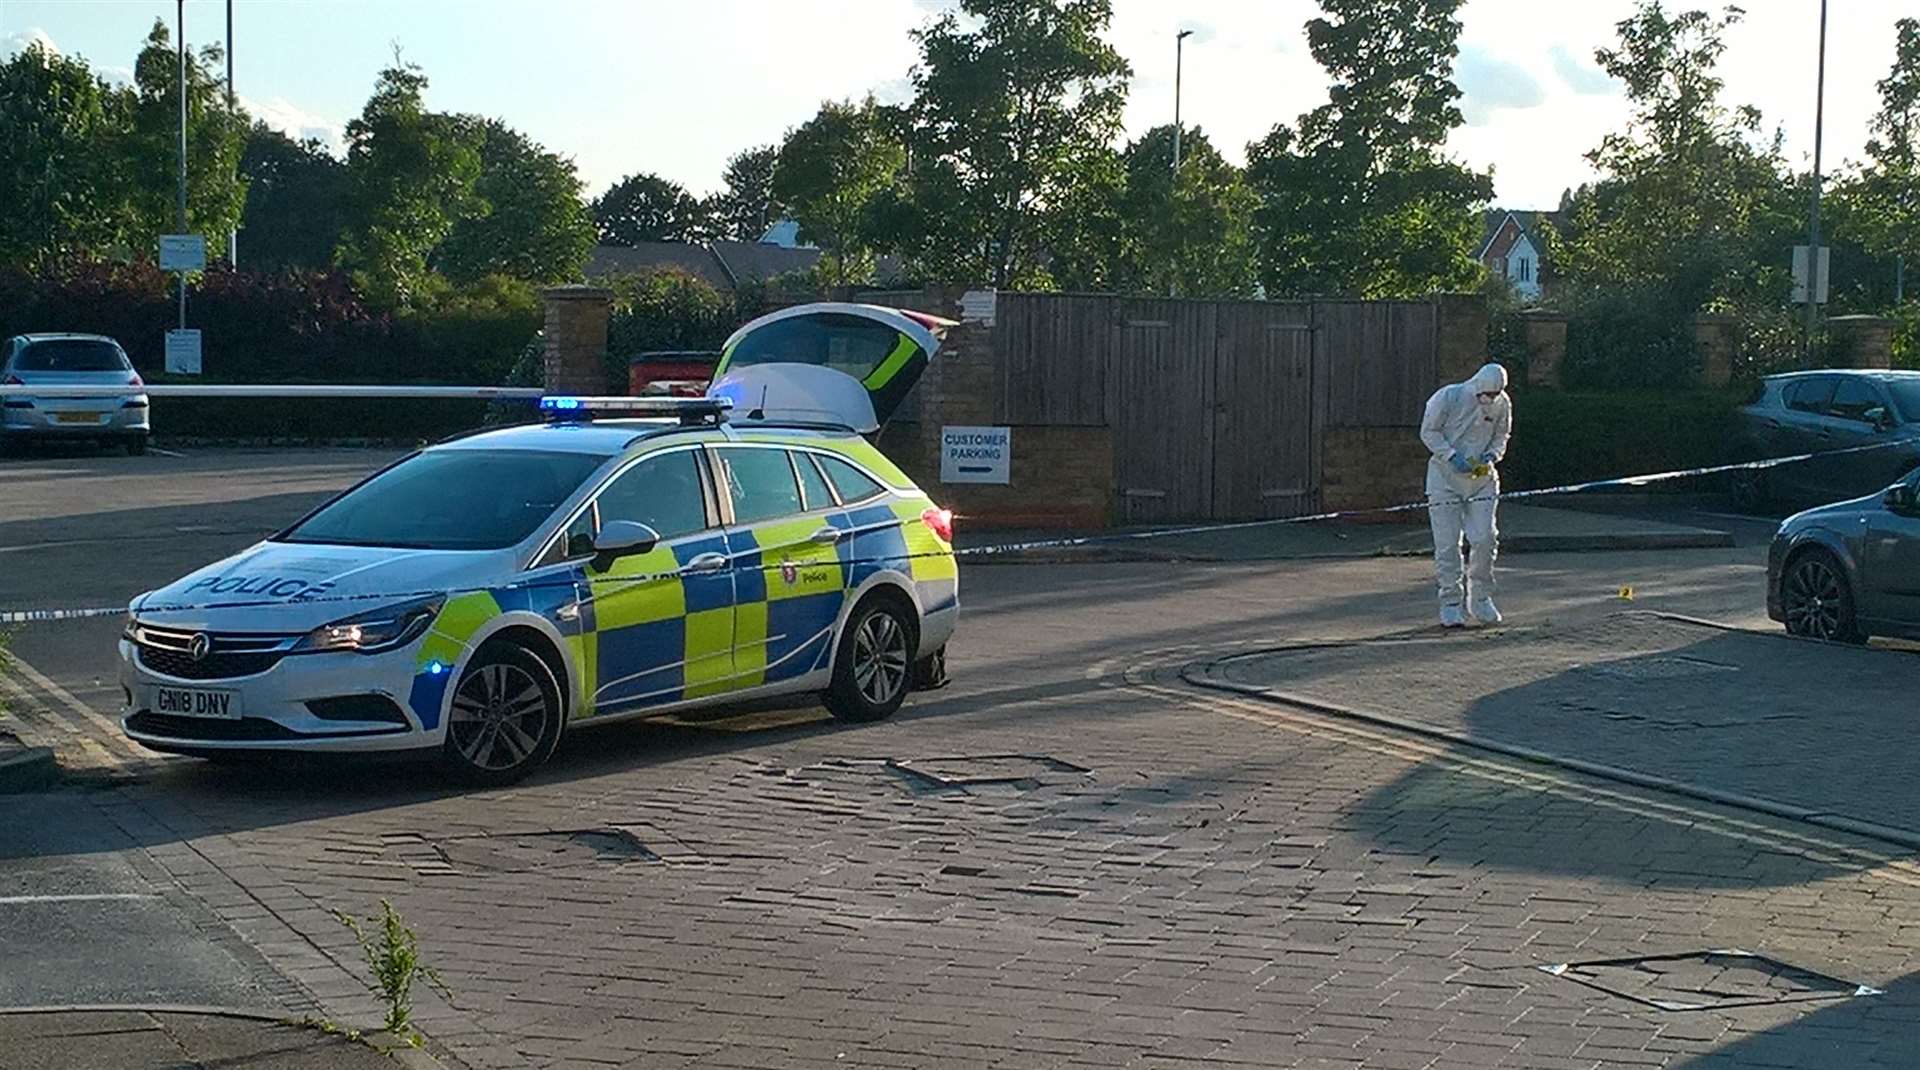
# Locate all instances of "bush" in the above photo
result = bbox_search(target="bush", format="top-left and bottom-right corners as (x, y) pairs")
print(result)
(602, 267), (757, 387)
(0, 258), (541, 439)
(1560, 283), (1702, 389)
(1501, 387), (1746, 491)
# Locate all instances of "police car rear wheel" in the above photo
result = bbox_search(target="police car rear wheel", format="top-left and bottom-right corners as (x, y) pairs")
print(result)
(441, 645), (562, 785)
(825, 596), (916, 722)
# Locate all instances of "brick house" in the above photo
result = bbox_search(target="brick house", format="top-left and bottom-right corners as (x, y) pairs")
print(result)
(1477, 210), (1560, 301)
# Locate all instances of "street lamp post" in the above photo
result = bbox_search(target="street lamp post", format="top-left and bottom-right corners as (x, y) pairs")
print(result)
(227, 0), (236, 267)
(177, 0), (188, 331)
(1172, 29), (1194, 175)
(1803, 0), (1828, 363)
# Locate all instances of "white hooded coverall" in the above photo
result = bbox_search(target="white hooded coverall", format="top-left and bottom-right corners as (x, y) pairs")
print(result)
(1420, 363), (1512, 611)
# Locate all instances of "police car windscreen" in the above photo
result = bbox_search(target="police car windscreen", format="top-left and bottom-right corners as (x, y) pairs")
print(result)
(1885, 379), (1920, 424)
(279, 449), (606, 550)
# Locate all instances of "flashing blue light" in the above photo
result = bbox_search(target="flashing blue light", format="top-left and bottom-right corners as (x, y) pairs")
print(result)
(427, 661), (447, 675)
(541, 397), (582, 411)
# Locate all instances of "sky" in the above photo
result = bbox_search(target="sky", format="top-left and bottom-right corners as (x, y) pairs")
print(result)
(0, 0), (1911, 210)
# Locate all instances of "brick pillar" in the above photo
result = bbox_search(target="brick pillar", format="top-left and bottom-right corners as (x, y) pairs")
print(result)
(541, 285), (614, 395)
(1433, 292), (1489, 386)
(1694, 314), (1736, 388)
(1521, 311), (1569, 388)
(1827, 315), (1895, 370)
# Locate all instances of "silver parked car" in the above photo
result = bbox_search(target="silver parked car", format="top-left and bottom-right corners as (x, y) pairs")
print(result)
(0, 333), (151, 455)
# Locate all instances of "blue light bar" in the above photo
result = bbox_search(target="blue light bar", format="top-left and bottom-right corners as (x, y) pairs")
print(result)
(538, 395), (732, 424)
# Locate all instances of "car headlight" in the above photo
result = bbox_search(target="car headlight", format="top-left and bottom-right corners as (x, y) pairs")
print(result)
(293, 597), (444, 655)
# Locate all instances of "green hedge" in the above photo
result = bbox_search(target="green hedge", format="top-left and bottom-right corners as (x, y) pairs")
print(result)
(1500, 387), (1745, 491)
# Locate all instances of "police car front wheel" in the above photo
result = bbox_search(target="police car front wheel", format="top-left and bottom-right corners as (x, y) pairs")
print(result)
(440, 644), (563, 785)
(825, 595), (917, 722)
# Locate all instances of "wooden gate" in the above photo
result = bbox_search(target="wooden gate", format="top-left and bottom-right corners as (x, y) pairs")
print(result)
(1212, 302), (1316, 519)
(987, 293), (1438, 523)
(1110, 300), (1219, 522)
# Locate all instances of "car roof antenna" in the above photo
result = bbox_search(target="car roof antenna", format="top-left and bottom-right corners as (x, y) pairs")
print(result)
(748, 384), (768, 421)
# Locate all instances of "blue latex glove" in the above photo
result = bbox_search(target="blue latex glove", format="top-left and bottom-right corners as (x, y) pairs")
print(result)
(1478, 452), (1496, 466)
(1449, 452), (1474, 475)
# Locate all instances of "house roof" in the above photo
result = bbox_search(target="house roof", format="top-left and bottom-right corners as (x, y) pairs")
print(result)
(1476, 209), (1565, 260)
(584, 243), (733, 290)
(710, 241), (822, 285)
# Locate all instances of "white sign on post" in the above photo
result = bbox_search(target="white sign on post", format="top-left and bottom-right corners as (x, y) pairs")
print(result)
(165, 329), (203, 375)
(159, 234), (207, 272)
(940, 425), (1011, 485)
(958, 289), (998, 327)
(1791, 245), (1830, 304)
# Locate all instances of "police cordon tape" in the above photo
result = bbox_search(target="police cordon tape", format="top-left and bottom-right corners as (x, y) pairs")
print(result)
(0, 384), (546, 399)
(4, 434), (1916, 627)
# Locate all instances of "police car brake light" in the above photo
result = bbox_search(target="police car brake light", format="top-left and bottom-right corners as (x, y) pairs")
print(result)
(539, 395), (732, 424)
(921, 506), (954, 544)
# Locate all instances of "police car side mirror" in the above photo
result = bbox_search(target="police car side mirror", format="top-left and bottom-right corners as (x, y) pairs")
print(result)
(1885, 483), (1918, 515)
(591, 521), (660, 572)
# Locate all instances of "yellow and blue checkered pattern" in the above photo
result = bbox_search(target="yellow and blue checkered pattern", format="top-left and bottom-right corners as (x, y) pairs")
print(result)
(403, 442), (956, 729)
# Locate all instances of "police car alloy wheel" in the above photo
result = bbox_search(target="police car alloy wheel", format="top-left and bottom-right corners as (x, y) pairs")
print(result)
(825, 596), (916, 722)
(440, 644), (563, 785)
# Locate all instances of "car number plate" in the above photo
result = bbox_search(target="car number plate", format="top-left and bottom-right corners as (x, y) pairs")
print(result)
(150, 686), (242, 720)
(55, 411), (99, 424)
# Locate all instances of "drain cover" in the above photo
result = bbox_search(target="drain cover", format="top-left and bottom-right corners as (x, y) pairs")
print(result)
(888, 754), (1090, 788)
(435, 828), (659, 873)
(1540, 950), (1881, 1011)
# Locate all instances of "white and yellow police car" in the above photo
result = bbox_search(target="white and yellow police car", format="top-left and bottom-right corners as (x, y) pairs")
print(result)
(119, 304), (959, 784)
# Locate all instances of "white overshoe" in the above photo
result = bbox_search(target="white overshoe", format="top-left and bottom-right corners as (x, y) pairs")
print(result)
(1439, 604), (1468, 628)
(1469, 597), (1503, 625)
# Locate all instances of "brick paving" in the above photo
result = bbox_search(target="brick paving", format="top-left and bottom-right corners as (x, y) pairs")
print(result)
(17, 639), (1915, 1069)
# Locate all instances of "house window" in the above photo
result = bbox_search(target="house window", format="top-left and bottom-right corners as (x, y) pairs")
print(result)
(1517, 258), (1531, 282)
(1497, 257), (1509, 278)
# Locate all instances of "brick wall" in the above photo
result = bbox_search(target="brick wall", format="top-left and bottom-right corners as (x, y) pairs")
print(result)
(541, 286), (613, 394)
(1322, 428), (1428, 517)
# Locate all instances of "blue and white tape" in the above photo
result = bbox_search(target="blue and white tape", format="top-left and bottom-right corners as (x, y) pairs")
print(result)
(2, 436), (1913, 625)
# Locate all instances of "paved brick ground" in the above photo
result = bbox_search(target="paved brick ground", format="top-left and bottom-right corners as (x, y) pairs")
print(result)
(1206, 612), (1920, 841)
(15, 638), (1915, 1069)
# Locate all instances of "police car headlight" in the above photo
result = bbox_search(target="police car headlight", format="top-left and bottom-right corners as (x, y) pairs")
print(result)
(294, 598), (443, 655)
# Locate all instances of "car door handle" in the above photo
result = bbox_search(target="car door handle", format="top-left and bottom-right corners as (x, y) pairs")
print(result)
(810, 527), (845, 545)
(685, 552), (728, 573)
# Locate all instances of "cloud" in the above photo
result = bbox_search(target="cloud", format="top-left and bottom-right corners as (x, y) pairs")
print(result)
(1550, 44), (1616, 95)
(2, 27), (60, 59)
(240, 95), (347, 155)
(1455, 47), (1545, 125)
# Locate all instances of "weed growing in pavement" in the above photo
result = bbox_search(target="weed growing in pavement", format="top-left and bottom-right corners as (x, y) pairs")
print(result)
(334, 899), (450, 1045)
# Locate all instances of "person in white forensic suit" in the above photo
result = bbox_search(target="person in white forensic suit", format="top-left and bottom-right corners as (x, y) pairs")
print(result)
(1420, 362), (1513, 628)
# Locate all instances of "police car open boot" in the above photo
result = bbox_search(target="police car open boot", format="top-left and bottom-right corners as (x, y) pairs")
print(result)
(1439, 604), (1468, 629)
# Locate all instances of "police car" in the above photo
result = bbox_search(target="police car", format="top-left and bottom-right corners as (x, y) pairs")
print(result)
(119, 304), (958, 784)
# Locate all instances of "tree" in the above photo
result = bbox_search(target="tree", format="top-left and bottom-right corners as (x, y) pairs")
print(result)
(1842, 18), (1919, 296)
(1551, 3), (1795, 304)
(1115, 125), (1258, 297)
(336, 61), (483, 307)
(708, 145), (783, 242)
(125, 20), (249, 261)
(772, 100), (903, 287)
(1245, 0), (1491, 298)
(0, 43), (135, 264)
(436, 119), (594, 284)
(590, 172), (712, 245)
(237, 125), (348, 274)
(894, 0), (1131, 287)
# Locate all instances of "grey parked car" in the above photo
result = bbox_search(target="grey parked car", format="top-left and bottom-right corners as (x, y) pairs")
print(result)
(0, 333), (150, 454)
(1768, 463), (1920, 643)
(1730, 370), (1920, 511)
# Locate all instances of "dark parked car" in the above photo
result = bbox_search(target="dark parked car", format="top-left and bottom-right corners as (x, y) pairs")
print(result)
(1731, 370), (1920, 511)
(1768, 463), (1920, 643)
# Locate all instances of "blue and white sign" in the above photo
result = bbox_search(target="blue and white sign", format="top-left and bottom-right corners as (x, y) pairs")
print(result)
(159, 234), (207, 272)
(165, 329), (203, 375)
(941, 425), (1011, 485)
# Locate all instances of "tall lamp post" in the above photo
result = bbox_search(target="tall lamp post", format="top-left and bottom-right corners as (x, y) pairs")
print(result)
(226, 0), (237, 267)
(1803, 0), (1828, 363)
(1172, 29), (1194, 175)
(177, 0), (188, 331)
